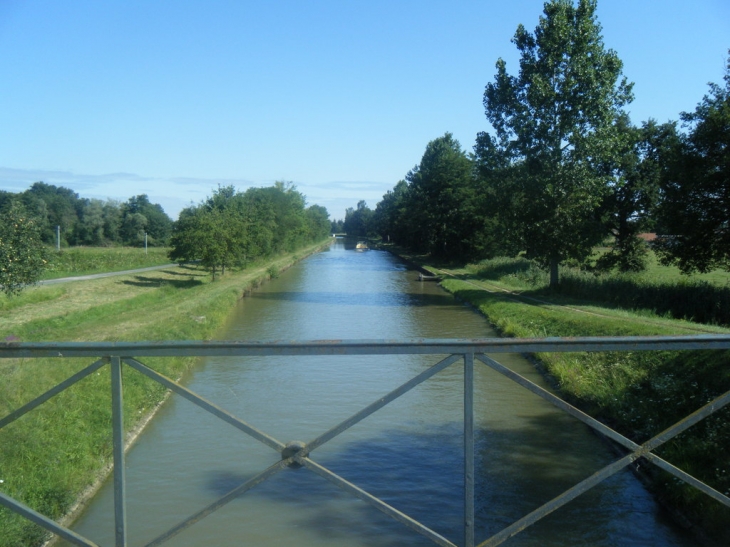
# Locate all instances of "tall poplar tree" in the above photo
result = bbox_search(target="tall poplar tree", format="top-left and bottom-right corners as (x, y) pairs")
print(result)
(405, 133), (475, 259)
(482, 0), (633, 286)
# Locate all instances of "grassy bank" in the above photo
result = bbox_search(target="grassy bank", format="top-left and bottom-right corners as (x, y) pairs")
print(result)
(446, 282), (730, 542)
(0, 240), (330, 547)
(42, 246), (173, 280)
(389, 248), (730, 543)
(464, 252), (730, 326)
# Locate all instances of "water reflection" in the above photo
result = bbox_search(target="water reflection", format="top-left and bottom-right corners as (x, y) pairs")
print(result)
(64, 240), (696, 547)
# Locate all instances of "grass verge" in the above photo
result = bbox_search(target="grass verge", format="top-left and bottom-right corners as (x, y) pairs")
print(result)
(387, 247), (730, 544)
(0, 240), (331, 547)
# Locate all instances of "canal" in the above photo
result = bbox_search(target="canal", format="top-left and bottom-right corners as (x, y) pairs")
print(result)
(65, 239), (696, 546)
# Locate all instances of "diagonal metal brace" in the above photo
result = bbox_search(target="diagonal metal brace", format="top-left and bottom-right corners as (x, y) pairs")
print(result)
(0, 359), (107, 430)
(124, 357), (286, 453)
(304, 354), (462, 455)
(144, 459), (291, 547)
(0, 491), (99, 547)
(300, 456), (458, 547)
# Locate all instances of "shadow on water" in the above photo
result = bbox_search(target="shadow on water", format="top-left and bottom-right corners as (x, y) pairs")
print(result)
(249, 290), (458, 308)
(200, 413), (691, 547)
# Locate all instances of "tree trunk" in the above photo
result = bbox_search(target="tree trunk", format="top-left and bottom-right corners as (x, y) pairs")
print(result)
(549, 256), (559, 289)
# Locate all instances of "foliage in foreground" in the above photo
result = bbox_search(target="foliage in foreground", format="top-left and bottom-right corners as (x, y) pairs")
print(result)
(0, 201), (48, 296)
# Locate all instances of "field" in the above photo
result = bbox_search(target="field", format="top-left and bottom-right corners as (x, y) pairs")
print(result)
(0, 242), (330, 547)
(42, 246), (173, 280)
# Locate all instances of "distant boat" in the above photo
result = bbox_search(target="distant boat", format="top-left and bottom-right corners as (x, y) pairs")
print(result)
(355, 242), (369, 250)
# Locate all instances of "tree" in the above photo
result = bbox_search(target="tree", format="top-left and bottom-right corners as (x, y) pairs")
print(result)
(168, 206), (234, 279)
(654, 54), (730, 273)
(404, 133), (477, 259)
(121, 194), (172, 246)
(21, 182), (81, 245)
(373, 180), (411, 244)
(0, 201), (48, 296)
(482, 0), (633, 286)
(75, 199), (106, 245)
(305, 204), (331, 241)
(344, 200), (374, 238)
(597, 117), (678, 272)
(168, 183), (327, 278)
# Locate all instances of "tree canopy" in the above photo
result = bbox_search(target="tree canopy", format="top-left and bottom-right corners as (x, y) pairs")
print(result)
(2, 183), (173, 247)
(481, 0), (633, 285)
(654, 54), (730, 273)
(342, 1), (726, 287)
(168, 183), (330, 278)
(0, 201), (48, 296)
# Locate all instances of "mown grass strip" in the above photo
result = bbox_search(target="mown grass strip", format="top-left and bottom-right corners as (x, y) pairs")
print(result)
(439, 276), (730, 543)
(0, 240), (330, 547)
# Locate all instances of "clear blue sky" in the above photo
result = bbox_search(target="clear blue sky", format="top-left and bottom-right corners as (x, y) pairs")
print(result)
(0, 0), (728, 220)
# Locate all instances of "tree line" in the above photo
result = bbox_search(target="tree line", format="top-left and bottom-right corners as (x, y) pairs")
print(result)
(0, 180), (331, 294)
(346, 0), (729, 287)
(168, 182), (331, 278)
(0, 182), (173, 247)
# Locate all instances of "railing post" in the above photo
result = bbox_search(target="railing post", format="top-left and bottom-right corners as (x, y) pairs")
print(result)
(464, 352), (475, 547)
(111, 356), (127, 547)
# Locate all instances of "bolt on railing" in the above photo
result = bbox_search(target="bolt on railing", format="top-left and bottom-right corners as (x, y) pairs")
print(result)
(1, 336), (729, 547)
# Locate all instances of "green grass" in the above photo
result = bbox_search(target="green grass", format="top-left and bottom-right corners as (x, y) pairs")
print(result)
(42, 246), (173, 279)
(434, 269), (730, 543)
(0, 240), (331, 547)
(464, 252), (730, 326)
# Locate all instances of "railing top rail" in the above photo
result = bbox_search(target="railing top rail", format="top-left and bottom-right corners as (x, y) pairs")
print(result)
(2, 334), (730, 358)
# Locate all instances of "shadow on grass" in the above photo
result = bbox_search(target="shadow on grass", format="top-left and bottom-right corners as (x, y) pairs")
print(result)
(120, 275), (204, 289)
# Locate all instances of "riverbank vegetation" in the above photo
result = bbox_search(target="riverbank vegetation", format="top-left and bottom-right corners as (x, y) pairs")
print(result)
(341, 6), (730, 536)
(0, 240), (330, 547)
(391, 247), (730, 543)
(346, 2), (729, 292)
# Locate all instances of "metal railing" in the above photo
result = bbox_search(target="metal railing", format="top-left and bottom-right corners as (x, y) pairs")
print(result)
(1, 336), (730, 547)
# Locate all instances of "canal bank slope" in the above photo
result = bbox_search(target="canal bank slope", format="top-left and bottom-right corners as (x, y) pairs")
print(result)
(385, 247), (730, 545)
(0, 240), (332, 547)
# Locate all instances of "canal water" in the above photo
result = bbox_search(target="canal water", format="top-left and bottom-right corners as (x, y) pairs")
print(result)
(66, 239), (696, 546)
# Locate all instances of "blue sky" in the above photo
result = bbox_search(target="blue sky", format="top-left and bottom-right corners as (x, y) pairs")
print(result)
(0, 1), (728, 221)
